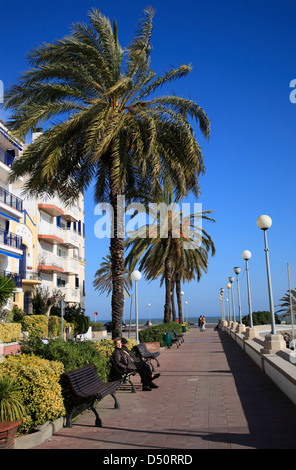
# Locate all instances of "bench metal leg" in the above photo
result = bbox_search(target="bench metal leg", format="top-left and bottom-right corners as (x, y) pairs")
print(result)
(111, 392), (120, 408)
(150, 361), (155, 372)
(128, 380), (136, 393)
(65, 412), (74, 428)
(90, 404), (102, 427)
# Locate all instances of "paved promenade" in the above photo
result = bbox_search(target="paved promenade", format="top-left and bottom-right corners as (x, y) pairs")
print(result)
(33, 325), (296, 451)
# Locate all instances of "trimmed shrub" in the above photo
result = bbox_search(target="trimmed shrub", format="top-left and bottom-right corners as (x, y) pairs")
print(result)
(47, 315), (72, 338)
(90, 321), (103, 331)
(0, 322), (21, 343)
(22, 315), (48, 339)
(0, 355), (65, 434)
(139, 321), (185, 347)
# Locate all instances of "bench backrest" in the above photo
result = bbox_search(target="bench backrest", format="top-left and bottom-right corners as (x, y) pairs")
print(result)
(63, 364), (104, 398)
(135, 343), (151, 357)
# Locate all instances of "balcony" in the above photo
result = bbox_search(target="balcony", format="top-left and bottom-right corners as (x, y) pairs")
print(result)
(38, 234), (64, 245)
(0, 227), (23, 258)
(38, 256), (64, 274)
(61, 257), (80, 274)
(61, 287), (81, 303)
(38, 223), (64, 245)
(0, 270), (22, 288)
(0, 148), (15, 182)
(20, 270), (42, 286)
(38, 203), (64, 217)
(0, 187), (23, 220)
(60, 229), (80, 248)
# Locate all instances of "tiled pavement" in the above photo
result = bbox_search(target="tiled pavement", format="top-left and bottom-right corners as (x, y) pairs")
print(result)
(33, 326), (296, 451)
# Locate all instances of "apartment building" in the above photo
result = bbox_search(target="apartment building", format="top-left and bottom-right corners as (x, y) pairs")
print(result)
(0, 120), (25, 310)
(37, 191), (86, 310)
(0, 122), (86, 314)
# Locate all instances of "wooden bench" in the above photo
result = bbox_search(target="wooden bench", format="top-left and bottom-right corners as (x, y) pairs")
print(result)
(109, 356), (137, 393)
(134, 342), (160, 371)
(170, 332), (182, 348)
(61, 364), (121, 428)
(174, 329), (185, 343)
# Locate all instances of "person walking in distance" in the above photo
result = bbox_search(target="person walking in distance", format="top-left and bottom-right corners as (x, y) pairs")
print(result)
(199, 315), (206, 332)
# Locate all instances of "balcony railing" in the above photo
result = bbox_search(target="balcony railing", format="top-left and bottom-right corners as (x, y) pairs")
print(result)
(0, 270), (22, 288)
(20, 270), (42, 281)
(0, 187), (23, 212)
(0, 228), (22, 249)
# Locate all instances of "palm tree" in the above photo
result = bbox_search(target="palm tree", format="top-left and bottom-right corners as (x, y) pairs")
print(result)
(275, 289), (296, 321)
(0, 274), (15, 309)
(3, 8), (210, 337)
(125, 189), (215, 323)
(93, 254), (132, 296)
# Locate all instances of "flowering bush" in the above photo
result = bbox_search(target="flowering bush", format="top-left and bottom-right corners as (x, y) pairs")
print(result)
(0, 354), (65, 434)
(0, 322), (21, 343)
(22, 315), (48, 339)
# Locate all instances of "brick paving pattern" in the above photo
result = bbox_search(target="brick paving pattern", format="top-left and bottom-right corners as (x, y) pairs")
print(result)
(33, 326), (296, 450)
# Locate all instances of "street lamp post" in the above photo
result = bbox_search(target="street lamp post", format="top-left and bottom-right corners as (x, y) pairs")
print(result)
(233, 267), (242, 324)
(131, 270), (142, 344)
(256, 215), (286, 353)
(185, 301), (188, 322)
(226, 298), (230, 322)
(226, 283), (232, 323)
(241, 250), (253, 328)
(220, 288), (225, 322)
(228, 276), (236, 323)
(148, 303), (151, 324)
(256, 215), (276, 335)
(181, 291), (184, 323)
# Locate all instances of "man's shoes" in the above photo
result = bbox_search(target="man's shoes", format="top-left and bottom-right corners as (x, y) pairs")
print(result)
(142, 386), (152, 391)
(149, 382), (158, 389)
(151, 373), (160, 381)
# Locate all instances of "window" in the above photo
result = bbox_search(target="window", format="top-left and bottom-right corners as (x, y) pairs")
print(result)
(57, 277), (66, 287)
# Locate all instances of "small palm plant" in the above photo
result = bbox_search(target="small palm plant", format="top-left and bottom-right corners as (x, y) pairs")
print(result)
(0, 274), (15, 309)
(0, 374), (26, 422)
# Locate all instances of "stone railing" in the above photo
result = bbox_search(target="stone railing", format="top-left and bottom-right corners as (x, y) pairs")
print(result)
(220, 320), (296, 406)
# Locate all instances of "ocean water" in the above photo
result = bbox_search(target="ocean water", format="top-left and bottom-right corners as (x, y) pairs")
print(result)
(96, 316), (221, 326)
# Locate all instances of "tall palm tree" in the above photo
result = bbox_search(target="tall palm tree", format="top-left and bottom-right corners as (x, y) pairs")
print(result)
(3, 8), (210, 337)
(174, 246), (212, 323)
(125, 190), (215, 323)
(93, 254), (132, 296)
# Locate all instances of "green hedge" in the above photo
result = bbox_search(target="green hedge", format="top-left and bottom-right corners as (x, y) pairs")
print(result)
(20, 338), (111, 380)
(139, 322), (187, 347)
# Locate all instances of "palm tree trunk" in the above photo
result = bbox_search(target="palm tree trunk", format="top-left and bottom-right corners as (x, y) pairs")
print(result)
(176, 273), (184, 324)
(109, 159), (125, 339)
(171, 278), (177, 322)
(163, 240), (172, 324)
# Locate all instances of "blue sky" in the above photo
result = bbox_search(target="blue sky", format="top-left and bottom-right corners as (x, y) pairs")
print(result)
(1, 0), (296, 322)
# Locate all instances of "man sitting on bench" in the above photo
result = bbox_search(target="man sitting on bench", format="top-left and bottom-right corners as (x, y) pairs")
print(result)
(112, 338), (160, 391)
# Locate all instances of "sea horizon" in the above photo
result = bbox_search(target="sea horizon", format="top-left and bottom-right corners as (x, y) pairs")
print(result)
(92, 315), (222, 326)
